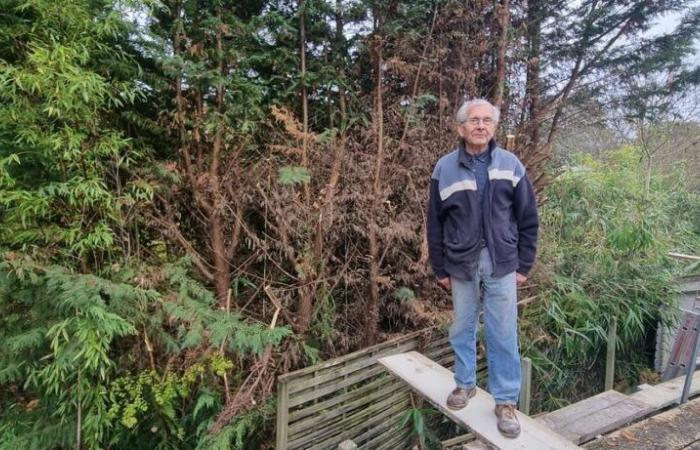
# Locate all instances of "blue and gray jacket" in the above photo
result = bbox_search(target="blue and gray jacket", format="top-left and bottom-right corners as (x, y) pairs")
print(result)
(427, 140), (539, 281)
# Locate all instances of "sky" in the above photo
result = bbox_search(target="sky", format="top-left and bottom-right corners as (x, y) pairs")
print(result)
(648, 2), (700, 68)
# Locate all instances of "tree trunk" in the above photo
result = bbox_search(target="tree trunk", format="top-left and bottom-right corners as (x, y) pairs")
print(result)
(493, 0), (510, 109)
(211, 213), (231, 308)
(524, 0), (541, 160)
(296, 0), (313, 334)
(211, 9), (231, 308)
(366, 22), (384, 347)
(299, 0), (310, 206)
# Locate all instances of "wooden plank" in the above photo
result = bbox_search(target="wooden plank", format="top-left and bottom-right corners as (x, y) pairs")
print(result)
(427, 335), (452, 349)
(378, 351), (581, 450)
(538, 390), (653, 444)
(288, 340), (418, 394)
(275, 379), (289, 450)
(605, 318), (617, 390)
(279, 327), (446, 382)
(466, 372), (700, 449)
(353, 411), (410, 449)
(630, 370), (700, 409)
(441, 432), (476, 449)
(296, 398), (408, 450)
(288, 365), (388, 407)
(298, 399), (410, 450)
(287, 380), (407, 435)
(464, 441), (496, 449)
(426, 342), (456, 360)
(288, 373), (392, 421)
(537, 391), (631, 427)
(669, 252), (700, 261)
(518, 358), (532, 416)
(584, 396), (700, 450)
(370, 425), (413, 450)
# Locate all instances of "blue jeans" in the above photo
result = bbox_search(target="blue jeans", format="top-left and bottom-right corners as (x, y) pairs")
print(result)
(449, 247), (521, 404)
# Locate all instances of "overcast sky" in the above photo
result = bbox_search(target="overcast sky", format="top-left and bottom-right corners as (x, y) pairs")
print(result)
(648, 2), (700, 68)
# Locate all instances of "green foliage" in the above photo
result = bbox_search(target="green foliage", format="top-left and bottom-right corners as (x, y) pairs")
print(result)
(522, 146), (700, 411)
(0, 256), (153, 449)
(0, 253), (292, 449)
(278, 165), (311, 185)
(162, 259), (292, 356)
(393, 286), (417, 303)
(195, 400), (274, 450)
(0, 0), (150, 263)
(0, 0), (697, 448)
(398, 406), (441, 449)
(105, 362), (229, 449)
(309, 284), (338, 353)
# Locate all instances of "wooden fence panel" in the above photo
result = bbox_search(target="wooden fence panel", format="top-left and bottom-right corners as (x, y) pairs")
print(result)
(276, 327), (456, 450)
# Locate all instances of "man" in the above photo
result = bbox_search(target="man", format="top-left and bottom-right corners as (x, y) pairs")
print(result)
(426, 99), (538, 438)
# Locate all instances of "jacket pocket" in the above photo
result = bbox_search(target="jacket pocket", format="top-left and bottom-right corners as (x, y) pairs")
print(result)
(443, 216), (478, 251)
(493, 227), (518, 262)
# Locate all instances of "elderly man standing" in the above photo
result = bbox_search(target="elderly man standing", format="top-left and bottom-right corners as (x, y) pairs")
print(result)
(426, 99), (539, 438)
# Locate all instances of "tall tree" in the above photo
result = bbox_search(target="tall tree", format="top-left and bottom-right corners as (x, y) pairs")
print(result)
(517, 0), (700, 191)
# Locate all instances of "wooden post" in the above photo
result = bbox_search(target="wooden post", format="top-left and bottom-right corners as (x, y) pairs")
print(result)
(506, 134), (516, 151)
(605, 317), (617, 391)
(276, 379), (289, 450)
(519, 357), (532, 415)
(681, 311), (700, 404)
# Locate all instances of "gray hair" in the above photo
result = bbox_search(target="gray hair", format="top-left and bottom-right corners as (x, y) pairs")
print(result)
(455, 99), (500, 124)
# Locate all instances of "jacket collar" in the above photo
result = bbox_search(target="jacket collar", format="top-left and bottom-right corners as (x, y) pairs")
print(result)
(457, 138), (497, 169)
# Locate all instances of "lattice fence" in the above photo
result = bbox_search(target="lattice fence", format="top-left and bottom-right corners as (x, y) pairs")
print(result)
(275, 326), (492, 449)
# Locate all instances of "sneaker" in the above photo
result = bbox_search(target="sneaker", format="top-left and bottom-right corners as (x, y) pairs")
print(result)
(494, 404), (521, 438)
(446, 386), (476, 410)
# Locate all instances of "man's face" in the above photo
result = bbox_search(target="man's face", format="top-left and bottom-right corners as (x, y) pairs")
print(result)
(458, 104), (496, 151)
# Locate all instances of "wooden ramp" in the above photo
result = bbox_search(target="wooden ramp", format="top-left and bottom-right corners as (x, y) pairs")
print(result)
(378, 351), (581, 450)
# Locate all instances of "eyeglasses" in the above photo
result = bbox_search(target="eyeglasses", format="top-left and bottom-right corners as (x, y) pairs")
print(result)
(463, 117), (494, 126)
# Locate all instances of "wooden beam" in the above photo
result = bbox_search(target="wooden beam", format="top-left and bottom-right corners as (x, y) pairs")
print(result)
(669, 252), (700, 261)
(519, 357), (532, 415)
(378, 351), (581, 450)
(605, 317), (617, 391)
(538, 390), (652, 444)
(276, 379), (290, 450)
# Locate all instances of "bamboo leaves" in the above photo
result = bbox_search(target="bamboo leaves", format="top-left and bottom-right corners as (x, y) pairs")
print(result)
(523, 146), (699, 410)
(0, 0), (147, 265)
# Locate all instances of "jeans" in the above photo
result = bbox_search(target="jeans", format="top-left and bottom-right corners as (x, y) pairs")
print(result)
(449, 247), (521, 404)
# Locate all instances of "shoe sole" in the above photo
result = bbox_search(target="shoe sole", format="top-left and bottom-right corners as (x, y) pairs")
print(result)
(446, 389), (476, 410)
(446, 402), (466, 411)
(498, 428), (521, 439)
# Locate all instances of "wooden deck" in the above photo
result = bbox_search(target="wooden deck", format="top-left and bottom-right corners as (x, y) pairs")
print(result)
(585, 396), (700, 449)
(378, 351), (581, 450)
(538, 390), (653, 444)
